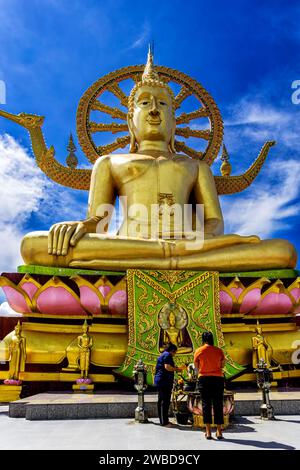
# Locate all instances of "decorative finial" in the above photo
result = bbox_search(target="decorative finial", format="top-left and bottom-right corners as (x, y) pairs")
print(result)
(142, 44), (159, 82)
(66, 133), (78, 169)
(220, 143), (232, 176)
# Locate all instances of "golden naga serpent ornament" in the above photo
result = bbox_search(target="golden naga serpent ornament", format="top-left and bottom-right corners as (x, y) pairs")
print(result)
(0, 62), (275, 194)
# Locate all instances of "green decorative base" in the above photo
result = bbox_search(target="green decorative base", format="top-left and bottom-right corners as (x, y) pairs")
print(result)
(218, 268), (299, 278)
(17, 264), (125, 277)
(17, 264), (299, 279)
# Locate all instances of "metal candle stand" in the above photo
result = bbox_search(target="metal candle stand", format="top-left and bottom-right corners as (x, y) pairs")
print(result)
(254, 359), (275, 420)
(133, 359), (148, 423)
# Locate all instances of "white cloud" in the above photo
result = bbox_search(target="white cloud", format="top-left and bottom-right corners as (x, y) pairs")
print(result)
(0, 302), (23, 317)
(221, 159), (300, 237)
(225, 101), (290, 126)
(128, 22), (151, 50)
(0, 134), (48, 271)
(0, 135), (47, 224)
(219, 89), (300, 244)
(0, 134), (86, 273)
(223, 98), (300, 153)
(0, 226), (23, 274)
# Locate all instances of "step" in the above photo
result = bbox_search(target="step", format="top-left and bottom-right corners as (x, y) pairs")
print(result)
(8, 390), (300, 420)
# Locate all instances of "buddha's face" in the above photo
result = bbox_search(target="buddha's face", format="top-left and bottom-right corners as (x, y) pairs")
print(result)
(169, 311), (176, 327)
(129, 85), (175, 147)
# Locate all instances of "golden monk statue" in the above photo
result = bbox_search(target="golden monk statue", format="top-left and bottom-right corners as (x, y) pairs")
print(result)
(163, 310), (183, 347)
(15, 51), (297, 271)
(159, 302), (192, 353)
(252, 324), (272, 369)
(8, 321), (26, 380)
(77, 320), (93, 379)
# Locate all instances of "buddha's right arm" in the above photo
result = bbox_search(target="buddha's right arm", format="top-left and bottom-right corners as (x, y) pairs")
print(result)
(48, 156), (115, 255)
(194, 162), (224, 237)
(87, 155), (115, 220)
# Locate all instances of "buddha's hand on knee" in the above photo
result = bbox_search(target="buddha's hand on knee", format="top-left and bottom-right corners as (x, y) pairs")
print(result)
(242, 235), (261, 243)
(48, 221), (88, 256)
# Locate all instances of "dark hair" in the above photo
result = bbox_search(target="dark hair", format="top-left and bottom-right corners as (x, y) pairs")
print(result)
(165, 343), (178, 352)
(202, 331), (214, 346)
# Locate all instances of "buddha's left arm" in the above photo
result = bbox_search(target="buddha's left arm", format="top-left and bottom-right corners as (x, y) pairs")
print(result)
(194, 162), (224, 236)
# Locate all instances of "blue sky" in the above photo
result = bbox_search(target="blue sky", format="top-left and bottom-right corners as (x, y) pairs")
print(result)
(0, 0), (299, 280)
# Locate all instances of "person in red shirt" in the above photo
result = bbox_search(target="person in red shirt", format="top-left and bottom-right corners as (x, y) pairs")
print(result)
(194, 331), (225, 440)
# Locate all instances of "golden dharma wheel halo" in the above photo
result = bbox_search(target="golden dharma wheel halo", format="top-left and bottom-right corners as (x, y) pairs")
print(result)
(76, 65), (224, 166)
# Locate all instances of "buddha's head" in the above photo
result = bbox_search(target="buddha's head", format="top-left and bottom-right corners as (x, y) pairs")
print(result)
(255, 321), (262, 335)
(15, 321), (21, 335)
(82, 320), (89, 334)
(127, 48), (176, 153)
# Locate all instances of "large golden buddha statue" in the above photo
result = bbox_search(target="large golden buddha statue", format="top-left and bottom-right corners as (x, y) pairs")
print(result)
(2, 50), (298, 272)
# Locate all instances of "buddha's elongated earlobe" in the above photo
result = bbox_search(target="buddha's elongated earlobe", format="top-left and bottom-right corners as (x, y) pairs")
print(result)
(169, 123), (176, 153)
(127, 116), (138, 153)
(130, 134), (138, 153)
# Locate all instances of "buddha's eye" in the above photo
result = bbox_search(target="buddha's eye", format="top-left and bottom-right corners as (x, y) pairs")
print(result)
(159, 101), (166, 106)
(141, 101), (149, 105)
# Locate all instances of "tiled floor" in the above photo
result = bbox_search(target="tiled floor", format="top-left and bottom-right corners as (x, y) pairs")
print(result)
(0, 406), (299, 450)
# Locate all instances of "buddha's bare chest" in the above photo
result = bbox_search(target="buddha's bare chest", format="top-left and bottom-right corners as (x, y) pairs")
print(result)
(110, 156), (198, 192)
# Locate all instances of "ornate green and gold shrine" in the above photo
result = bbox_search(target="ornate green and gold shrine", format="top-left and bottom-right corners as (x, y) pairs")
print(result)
(116, 270), (244, 384)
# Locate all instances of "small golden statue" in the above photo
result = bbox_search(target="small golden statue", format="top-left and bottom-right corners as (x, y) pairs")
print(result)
(77, 320), (93, 379)
(252, 322), (272, 369)
(159, 302), (192, 353)
(8, 321), (26, 380)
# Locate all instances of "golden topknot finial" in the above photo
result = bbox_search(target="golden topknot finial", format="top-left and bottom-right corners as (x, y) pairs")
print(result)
(127, 44), (176, 124)
(142, 44), (160, 82)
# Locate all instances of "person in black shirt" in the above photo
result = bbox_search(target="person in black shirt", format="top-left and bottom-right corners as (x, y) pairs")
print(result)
(154, 343), (185, 426)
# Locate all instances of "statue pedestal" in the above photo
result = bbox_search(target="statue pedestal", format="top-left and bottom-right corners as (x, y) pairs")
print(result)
(72, 383), (94, 393)
(0, 265), (299, 394)
(0, 384), (22, 402)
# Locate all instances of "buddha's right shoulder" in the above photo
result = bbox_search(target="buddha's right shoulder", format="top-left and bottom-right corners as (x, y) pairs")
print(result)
(94, 154), (112, 165)
(92, 154), (115, 171)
